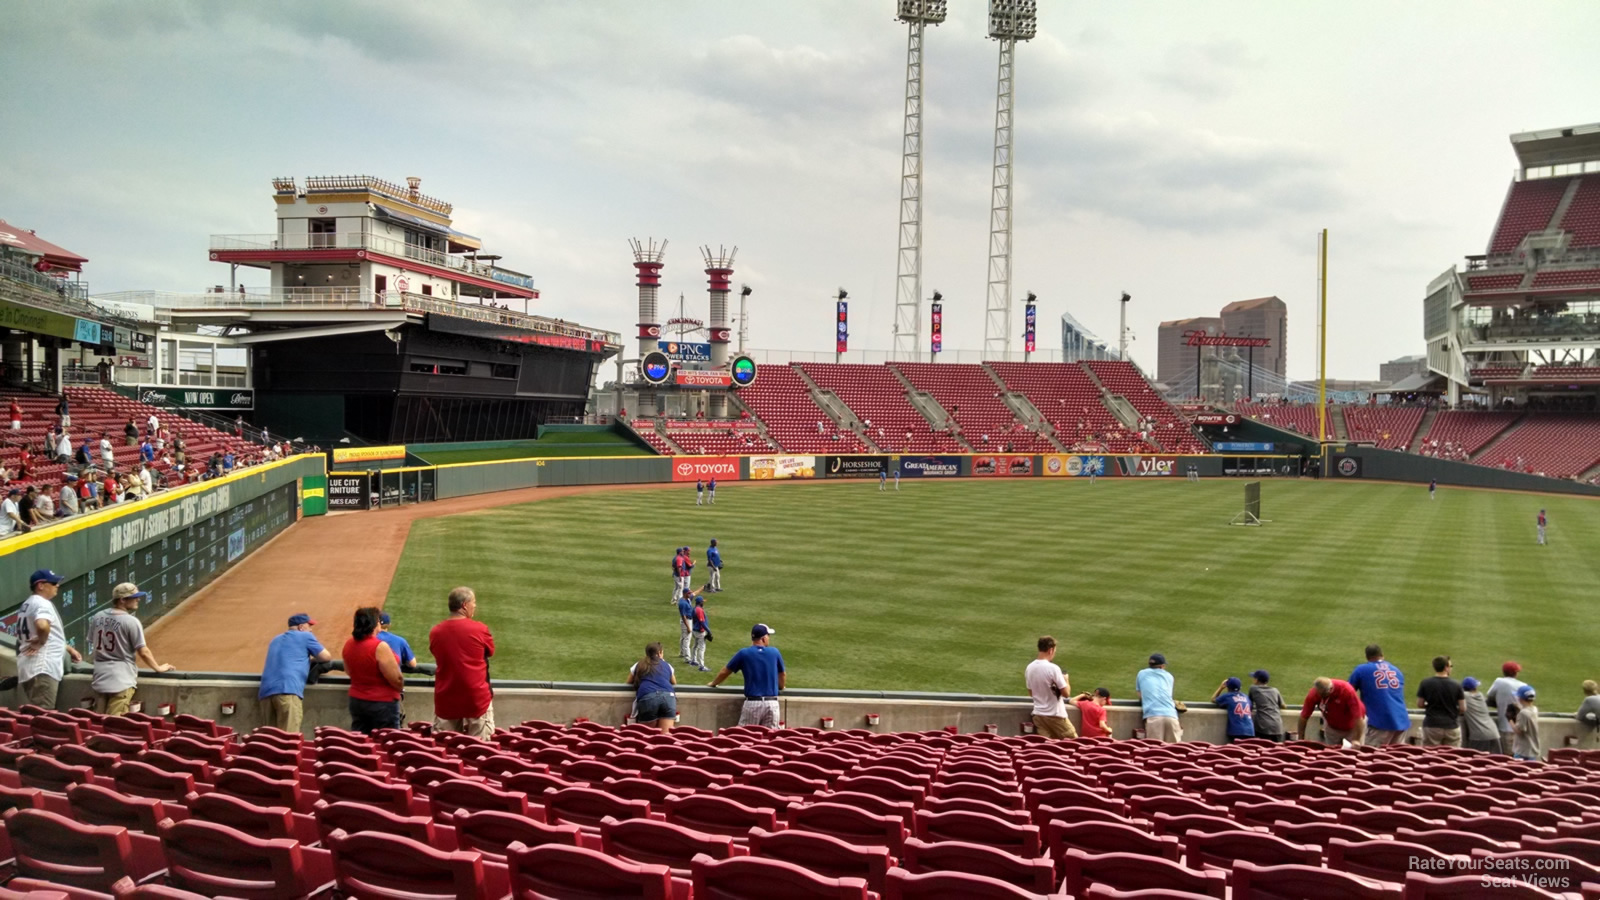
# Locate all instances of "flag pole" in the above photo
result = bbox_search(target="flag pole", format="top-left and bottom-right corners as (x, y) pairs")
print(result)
(1317, 228), (1329, 442)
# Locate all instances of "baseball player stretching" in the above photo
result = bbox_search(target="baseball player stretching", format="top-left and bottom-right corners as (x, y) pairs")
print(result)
(706, 539), (724, 592)
(878, 469), (887, 492)
(696, 479), (705, 506)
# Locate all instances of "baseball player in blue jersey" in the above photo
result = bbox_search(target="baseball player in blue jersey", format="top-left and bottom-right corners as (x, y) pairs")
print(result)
(878, 469), (887, 492)
(696, 479), (705, 506)
(1537, 509), (1547, 545)
(671, 547), (688, 601)
(894, 465), (900, 490)
(682, 546), (695, 595)
(677, 589), (695, 660)
(1429, 478), (1436, 500)
(706, 539), (723, 592)
(708, 477), (717, 504)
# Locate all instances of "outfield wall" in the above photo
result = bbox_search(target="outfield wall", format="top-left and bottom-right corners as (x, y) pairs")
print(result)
(6, 662), (1587, 749)
(1326, 444), (1600, 496)
(0, 456), (325, 649)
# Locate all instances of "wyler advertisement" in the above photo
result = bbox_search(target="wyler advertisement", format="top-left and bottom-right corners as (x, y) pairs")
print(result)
(672, 457), (739, 482)
(972, 454), (1034, 477)
(1041, 454), (1108, 477)
(1121, 456), (1177, 477)
(749, 455), (816, 480)
(895, 455), (961, 478)
(824, 455), (886, 478)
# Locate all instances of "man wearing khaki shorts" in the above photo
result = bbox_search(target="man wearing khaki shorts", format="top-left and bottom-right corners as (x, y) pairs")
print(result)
(258, 613), (331, 734)
(429, 587), (497, 739)
(88, 583), (175, 714)
(1298, 676), (1368, 746)
(1137, 653), (1183, 743)
(1025, 636), (1077, 739)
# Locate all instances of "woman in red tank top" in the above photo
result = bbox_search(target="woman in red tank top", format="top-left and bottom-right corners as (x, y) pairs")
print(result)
(343, 606), (404, 734)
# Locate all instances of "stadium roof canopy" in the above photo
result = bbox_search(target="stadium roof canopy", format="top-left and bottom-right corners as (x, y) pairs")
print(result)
(0, 219), (88, 272)
(1510, 122), (1600, 169)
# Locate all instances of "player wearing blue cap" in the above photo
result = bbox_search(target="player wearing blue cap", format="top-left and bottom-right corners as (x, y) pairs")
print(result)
(1349, 644), (1411, 745)
(706, 539), (723, 592)
(708, 477), (717, 505)
(696, 479), (705, 506)
(1212, 677), (1255, 743)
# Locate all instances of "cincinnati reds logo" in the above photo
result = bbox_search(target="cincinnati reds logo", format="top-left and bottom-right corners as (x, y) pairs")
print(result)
(1338, 458), (1359, 476)
(642, 325), (661, 337)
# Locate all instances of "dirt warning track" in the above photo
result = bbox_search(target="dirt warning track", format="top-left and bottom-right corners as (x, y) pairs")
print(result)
(146, 481), (692, 672)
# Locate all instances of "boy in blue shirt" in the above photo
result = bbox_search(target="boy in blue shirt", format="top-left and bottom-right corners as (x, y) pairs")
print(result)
(1212, 676), (1256, 743)
(706, 539), (723, 592)
(1349, 643), (1410, 745)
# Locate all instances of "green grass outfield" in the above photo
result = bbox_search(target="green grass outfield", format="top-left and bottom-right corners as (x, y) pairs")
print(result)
(382, 478), (1600, 710)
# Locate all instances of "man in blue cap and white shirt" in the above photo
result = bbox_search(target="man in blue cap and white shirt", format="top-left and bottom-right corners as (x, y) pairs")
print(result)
(708, 623), (785, 727)
(14, 569), (83, 708)
(259, 613), (331, 733)
(1136, 653), (1181, 742)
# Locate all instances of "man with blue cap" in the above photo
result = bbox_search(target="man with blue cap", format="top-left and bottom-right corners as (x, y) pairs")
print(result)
(14, 569), (82, 708)
(1459, 676), (1500, 752)
(88, 582), (174, 714)
(1212, 676), (1256, 743)
(1136, 653), (1181, 743)
(259, 613), (331, 733)
(376, 611), (423, 673)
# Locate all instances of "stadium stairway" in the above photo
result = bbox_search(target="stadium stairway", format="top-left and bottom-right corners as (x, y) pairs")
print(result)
(1331, 406), (1349, 442)
(1408, 406), (1440, 452)
(3, 707), (1600, 900)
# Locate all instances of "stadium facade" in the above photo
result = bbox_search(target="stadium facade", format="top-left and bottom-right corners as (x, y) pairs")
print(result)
(1425, 123), (1600, 407)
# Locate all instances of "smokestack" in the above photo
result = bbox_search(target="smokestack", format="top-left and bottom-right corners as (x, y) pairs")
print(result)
(631, 238), (667, 415)
(702, 245), (736, 418)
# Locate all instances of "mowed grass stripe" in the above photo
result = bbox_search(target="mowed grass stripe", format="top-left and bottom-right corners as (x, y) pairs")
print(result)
(382, 479), (1600, 708)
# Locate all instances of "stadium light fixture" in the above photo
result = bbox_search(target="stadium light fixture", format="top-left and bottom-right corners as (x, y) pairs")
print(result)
(897, 0), (948, 24)
(987, 0), (1037, 40)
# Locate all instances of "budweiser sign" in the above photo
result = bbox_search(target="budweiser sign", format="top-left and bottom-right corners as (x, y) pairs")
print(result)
(1184, 330), (1272, 348)
(675, 370), (732, 388)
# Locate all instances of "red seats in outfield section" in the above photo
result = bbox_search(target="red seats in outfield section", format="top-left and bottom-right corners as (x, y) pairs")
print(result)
(664, 794), (778, 841)
(16, 756), (93, 794)
(316, 772), (414, 816)
(899, 837), (1056, 893)
(3, 808), (165, 892)
(789, 802), (910, 857)
(507, 842), (675, 899)
(1325, 838), (1454, 882)
(314, 799), (440, 846)
(158, 817), (334, 900)
(52, 745), (120, 778)
(1229, 860), (1403, 899)
(544, 787), (652, 831)
(1522, 836), (1600, 867)
(736, 365), (867, 453)
(454, 809), (579, 860)
(324, 828), (490, 900)
(882, 866), (1065, 900)
(746, 826), (891, 894)
(913, 809), (1041, 858)
(426, 779), (530, 821)
(1182, 829), (1321, 869)
(1046, 820), (1180, 864)
(601, 815), (744, 879)
(1059, 849), (1227, 899)
(691, 853), (871, 900)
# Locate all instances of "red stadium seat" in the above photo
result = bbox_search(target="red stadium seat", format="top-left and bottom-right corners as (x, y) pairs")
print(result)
(882, 866), (1062, 899)
(691, 853), (870, 900)
(544, 786), (651, 831)
(187, 791), (298, 841)
(746, 769), (829, 797)
(1393, 828), (1512, 856)
(900, 837), (1056, 893)
(213, 767), (304, 812)
(17, 755), (93, 793)
(746, 827), (892, 894)
(605, 776), (691, 805)
(110, 761), (194, 804)
(1445, 814), (1557, 844)
(1183, 830), (1321, 870)
(1059, 849), (1226, 899)
(453, 809), (577, 860)
(53, 744), (120, 777)
(664, 794), (779, 841)
(160, 735), (228, 766)
(833, 774), (926, 805)
(1229, 859), (1402, 899)
(1467, 850), (1600, 893)
(811, 791), (919, 824)
(316, 772), (414, 817)
(921, 795), (1032, 825)
(313, 800), (438, 846)
(158, 817), (334, 900)
(1522, 836), (1600, 867)
(3, 808), (165, 892)
(507, 842), (675, 899)
(790, 802), (910, 856)
(324, 828), (489, 900)
(427, 778), (530, 822)
(134, 750), (211, 783)
(1326, 838), (1453, 882)
(1150, 813), (1258, 838)
(601, 814), (744, 884)
(1046, 820), (1181, 865)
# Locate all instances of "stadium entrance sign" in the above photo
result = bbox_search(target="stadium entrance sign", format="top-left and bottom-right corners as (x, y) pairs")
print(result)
(672, 457), (738, 482)
(327, 474), (371, 510)
(896, 455), (961, 478)
(824, 455), (885, 478)
(973, 454), (1034, 477)
(750, 455), (815, 480)
(1215, 441), (1274, 452)
(138, 387), (255, 410)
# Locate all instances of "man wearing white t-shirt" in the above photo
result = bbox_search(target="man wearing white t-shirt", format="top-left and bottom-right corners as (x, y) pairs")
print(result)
(1025, 635), (1077, 739)
(14, 569), (83, 708)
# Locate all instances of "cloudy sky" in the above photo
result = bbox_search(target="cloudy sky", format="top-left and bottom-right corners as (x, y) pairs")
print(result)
(3, 1), (1596, 380)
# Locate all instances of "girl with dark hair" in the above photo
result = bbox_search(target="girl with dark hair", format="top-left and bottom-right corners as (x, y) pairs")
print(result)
(343, 606), (403, 734)
(626, 642), (677, 733)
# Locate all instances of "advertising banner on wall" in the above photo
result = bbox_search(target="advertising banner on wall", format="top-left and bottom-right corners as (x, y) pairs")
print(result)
(1215, 441), (1274, 452)
(671, 457), (739, 482)
(1121, 456), (1178, 477)
(138, 387), (256, 411)
(331, 445), (406, 464)
(658, 340), (712, 361)
(895, 455), (962, 478)
(1193, 414), (1239, 426)
(1332, 455), (1363, 478)
(823, 455), (886, 478)
(1042, 454), (1109, 478)
(674, 370), (732, 388)
(327, 474), (372, 510)
(972, 454), (1034, 477)
(750, 455), (816, 480)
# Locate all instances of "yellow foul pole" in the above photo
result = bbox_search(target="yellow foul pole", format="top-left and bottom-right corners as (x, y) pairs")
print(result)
(1318, 228), (1329, 442)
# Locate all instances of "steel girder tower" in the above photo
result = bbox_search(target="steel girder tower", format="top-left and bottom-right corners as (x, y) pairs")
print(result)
(982, 1), (1037, 358)
(892, 1), (946, 361)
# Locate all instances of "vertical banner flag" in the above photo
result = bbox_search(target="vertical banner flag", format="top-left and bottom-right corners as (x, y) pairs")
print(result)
(1025, 301), (1037, 353)
(930, 301), (943, 353)
(836, 300), (849, 353)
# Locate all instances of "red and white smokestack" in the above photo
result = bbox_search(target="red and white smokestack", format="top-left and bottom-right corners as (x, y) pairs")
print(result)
(702, 245), (736, 418)
(630, 238), (666, 361)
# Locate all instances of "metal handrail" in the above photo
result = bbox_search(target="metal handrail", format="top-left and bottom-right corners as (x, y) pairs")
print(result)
(210, 232), (520, 284)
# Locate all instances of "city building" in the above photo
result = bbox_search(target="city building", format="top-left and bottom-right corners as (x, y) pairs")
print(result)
(1219, 296), (1288, 377)
(1379, 354), (1428, 385)
(1156, 316), (1221, 387)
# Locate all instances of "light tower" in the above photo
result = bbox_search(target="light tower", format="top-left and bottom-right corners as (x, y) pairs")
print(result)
(631, 238), (666, 414)
(982, 0), (1037, 358)
(892, 0), (947, 361)
(702, 245), (736, 418)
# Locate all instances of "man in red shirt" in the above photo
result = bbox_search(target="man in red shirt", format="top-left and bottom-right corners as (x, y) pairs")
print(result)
(428, 586), (496, 738)
(1298, 676), (1367, 745)
(1073, 688), (1114, 739)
